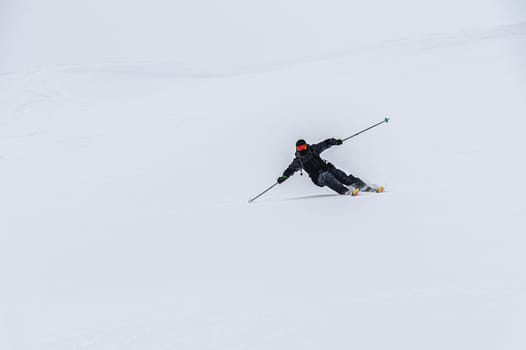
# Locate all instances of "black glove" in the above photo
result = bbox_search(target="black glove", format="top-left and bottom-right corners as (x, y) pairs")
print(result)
(335, 139), (343, 145)
(277, 175), (289, 184)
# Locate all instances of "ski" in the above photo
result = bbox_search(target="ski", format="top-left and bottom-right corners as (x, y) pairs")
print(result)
(360, 185), (385, 193)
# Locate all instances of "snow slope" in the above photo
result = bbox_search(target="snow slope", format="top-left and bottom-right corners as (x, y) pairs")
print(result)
(1, 1), (526, 349)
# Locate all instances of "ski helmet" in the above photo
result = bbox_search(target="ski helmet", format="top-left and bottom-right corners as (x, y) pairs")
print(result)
(296, 139), (308, 153)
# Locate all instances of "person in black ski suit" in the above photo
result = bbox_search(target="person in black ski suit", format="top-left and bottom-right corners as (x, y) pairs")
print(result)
(277, 138), (369, 195)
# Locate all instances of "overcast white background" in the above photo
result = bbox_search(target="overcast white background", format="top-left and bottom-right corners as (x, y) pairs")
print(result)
(1, 1), (526, 349)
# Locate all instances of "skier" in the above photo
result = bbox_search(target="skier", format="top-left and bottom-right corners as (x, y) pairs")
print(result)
(277, 138), (382, 196)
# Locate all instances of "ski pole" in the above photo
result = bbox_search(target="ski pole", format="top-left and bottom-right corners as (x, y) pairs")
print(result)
(342, 117), (390, 142)
(248, 182), (278, 203)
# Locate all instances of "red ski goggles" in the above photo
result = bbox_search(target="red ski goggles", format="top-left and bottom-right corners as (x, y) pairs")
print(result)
(296, 144), (307, 152)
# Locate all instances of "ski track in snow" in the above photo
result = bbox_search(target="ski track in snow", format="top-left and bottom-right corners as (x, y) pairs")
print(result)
(1, 21), (523, 80)
(60, 21), (526, 77)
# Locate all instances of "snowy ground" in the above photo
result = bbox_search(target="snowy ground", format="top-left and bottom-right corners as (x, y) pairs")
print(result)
(1, 1), (526, 349)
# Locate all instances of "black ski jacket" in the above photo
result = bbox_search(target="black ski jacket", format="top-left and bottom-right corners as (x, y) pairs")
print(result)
(282, 138), (340, 186)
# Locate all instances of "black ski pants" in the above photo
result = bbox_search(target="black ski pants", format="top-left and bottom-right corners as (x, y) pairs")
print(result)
(317, 168), (366, 195)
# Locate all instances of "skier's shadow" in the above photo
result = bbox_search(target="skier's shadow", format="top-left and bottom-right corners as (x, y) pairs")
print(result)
(273, 193), (340, 202)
